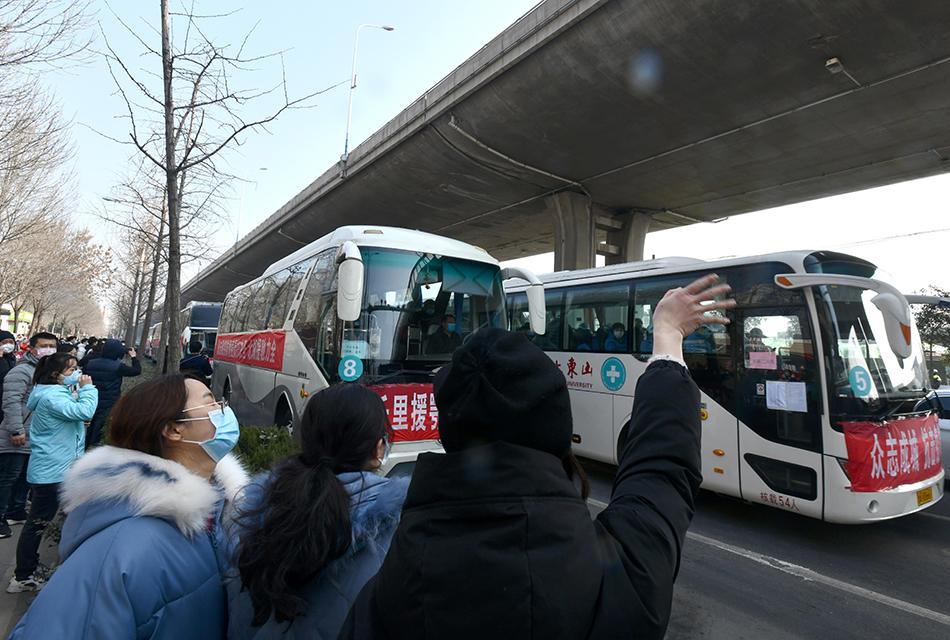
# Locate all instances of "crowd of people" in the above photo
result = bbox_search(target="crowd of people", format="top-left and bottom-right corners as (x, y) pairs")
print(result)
(1, 274), (733, 639)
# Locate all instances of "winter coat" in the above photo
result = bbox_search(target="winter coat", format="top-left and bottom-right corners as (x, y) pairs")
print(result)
(84, 339), (141, 413)
(0, 353), (40, 455)
(226, 471), (408, 640)
(339, 360), (702, 640)
(25, 383), (98, 484)
(180, 354), (214, 379)
(0, 351), (17, 424)
(10, 445), (250, 640)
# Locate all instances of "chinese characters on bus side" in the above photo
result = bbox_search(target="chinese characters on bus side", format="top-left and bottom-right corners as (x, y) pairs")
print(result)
(371, 384), (440, 442)
(842, 414), (942, 492)
(759, 492), (800, 511)
(213, 331), (286, 371)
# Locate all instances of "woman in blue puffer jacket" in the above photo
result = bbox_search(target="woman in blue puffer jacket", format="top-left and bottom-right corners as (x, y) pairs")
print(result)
(8, 352), (97, 593)
(228, 384), (408, 639)
(9, 373), (249, 639)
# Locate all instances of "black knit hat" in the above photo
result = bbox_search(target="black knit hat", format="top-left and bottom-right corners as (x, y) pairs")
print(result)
(0, 331), (14, 342)
(434, 328), (572, 457)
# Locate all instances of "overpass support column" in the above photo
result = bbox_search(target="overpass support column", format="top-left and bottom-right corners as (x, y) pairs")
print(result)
(605, 211), (652, 265)
(549, 191), (595, 272)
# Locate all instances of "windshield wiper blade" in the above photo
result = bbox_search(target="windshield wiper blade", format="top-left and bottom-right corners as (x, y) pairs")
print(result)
(370, 368), (437, 385)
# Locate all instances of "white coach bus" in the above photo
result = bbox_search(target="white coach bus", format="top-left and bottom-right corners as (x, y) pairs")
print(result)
(506, 250), (944, 523)
(213, 226), (544, 474)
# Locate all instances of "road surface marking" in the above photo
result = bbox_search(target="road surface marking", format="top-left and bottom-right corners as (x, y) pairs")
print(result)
(687, 531), (950, 627)
(587, 498), (950, 627)
(919, 511), (950, 524)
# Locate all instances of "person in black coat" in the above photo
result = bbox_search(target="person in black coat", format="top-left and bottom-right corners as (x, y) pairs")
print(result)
(339, 274), (734, 640)
(179, 340), (213, 386)
(83, 338), (141, 449)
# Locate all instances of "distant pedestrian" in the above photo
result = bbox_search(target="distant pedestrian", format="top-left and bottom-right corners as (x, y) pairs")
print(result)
(83, 339), (141, 449)
(180, 339), (213, 386)
(0, 332), (58, 540)
(7, 352), (97, 593)
(228, 384), (405, 639)
(339, 274), (734, 640)
(78, 337), (102, 368)
(9, 374), (248, 639)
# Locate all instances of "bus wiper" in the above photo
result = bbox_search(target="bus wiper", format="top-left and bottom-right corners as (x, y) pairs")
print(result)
(370, 367), (437, 385)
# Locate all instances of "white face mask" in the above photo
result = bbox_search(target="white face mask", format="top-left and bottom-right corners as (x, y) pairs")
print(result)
(36, 347), (56, 358)
(1, 344), (14, 354)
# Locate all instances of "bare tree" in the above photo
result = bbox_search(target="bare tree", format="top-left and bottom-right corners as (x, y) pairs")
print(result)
(101, 0), (324, 370)
(0, 0), (91, 70)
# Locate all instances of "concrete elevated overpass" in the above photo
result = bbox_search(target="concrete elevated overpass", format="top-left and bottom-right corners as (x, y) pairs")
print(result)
(183, 0), (950, 304)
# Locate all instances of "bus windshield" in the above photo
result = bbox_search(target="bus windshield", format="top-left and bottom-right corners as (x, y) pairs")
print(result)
(343, 248), (506, 370)
(816, 284), (928, 416)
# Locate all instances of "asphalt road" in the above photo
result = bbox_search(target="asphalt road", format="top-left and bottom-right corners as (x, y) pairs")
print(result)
(582, 458), (950, 639)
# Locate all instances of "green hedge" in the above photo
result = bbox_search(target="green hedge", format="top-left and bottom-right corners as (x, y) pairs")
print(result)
(236, 426), (300, 474)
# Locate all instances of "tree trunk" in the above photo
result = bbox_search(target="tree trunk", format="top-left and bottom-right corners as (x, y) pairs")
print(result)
(161, 0), (182, 373)
(123, 249), (144, 346)
(137, 199), (166, 355)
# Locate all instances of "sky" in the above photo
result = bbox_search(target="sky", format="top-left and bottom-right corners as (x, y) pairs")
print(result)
(44, 0), (950, 298)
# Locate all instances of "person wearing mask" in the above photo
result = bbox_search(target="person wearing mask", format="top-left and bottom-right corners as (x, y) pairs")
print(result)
(228, 384), (407, 639)
(340, 274), (734, 640)
(425, 314), (461, 355)
(0, 332), (58, 540)
(78, 337), (100, 369)
(604, 322), (628, 352)
(9, 374), (248, 638)
(7, 352), (97, 593)
(57, 342), (78, 358)
(84, 338), (141, 449)
(181, 340), (214, 386)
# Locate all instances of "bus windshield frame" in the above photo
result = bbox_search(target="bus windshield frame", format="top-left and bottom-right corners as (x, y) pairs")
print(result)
(814, 283), (929, 418)
(339, 248), (507, 378)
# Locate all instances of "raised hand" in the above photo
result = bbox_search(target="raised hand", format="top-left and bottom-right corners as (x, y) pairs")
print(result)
(652, 274), (736, 359)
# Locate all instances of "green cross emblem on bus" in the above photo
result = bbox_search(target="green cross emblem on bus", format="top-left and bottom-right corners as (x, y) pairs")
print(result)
(601, 357), (626, 391)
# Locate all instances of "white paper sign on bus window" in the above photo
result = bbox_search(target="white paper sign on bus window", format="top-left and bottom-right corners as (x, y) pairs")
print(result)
(766, 380), (807, 413)
(342, 340), (369, 359)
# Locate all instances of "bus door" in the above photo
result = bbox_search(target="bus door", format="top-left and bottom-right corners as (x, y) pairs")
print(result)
(735, 306), (824, 517)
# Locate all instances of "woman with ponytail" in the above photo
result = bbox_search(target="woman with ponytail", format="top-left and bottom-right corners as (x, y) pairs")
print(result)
(228, 383), (406, 639)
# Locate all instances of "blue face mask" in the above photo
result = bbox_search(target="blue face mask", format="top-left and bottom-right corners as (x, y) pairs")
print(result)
(180, 406), (240, 462)
(447, 323), (457, 333)
(63, 370), (82, 387)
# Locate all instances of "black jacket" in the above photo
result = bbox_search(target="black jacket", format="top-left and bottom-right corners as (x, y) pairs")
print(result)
(85, 343), (141, 412)
(179, 354), (213, 379)
(0, 352), (16, 423)
(339, 360), (702, 640)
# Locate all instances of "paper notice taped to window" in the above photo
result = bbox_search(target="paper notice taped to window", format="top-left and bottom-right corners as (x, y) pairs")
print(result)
(748, 351), (777, 369)
(766, 380), (807, 413)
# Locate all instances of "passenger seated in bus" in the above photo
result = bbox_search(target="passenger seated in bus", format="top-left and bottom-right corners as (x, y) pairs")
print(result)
(604, 322), (627, 352)
(339, 274), (735, 640)
(745, 327), (772, 353)
(572, 325), (593, 351)
(684, 325), (716, 354)
(425, 314), (461, 355)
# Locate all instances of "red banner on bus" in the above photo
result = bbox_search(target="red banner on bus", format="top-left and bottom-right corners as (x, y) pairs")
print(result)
(213, 331), (286, 371)
(842, 414), (942, 492)
(369, 383), (440, 443)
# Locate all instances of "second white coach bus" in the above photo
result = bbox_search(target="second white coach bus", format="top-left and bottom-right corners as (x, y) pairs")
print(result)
(213, 226), (544, 473)
(506, 250), (944, 523)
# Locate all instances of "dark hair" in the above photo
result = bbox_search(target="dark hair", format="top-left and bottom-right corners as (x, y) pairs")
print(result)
(235, 384), (390, 626)
(33, 353), (76, 385)
(188, 340), (203, 354)
(108, 374), (189, 456)
(57, 343), (76, 353)
(29, 332), (58, 347)
(562, 451), (591, 500)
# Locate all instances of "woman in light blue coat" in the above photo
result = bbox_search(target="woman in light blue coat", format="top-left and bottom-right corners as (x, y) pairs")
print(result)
(8, 352), (97, 592)
(10, 373), (249, 639)
(228, 384), (408, 639)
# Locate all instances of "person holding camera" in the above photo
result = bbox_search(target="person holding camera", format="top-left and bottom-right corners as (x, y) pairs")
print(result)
(84, 339), (141, 449)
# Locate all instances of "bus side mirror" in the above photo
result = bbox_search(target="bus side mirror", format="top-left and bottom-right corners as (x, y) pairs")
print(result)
(870, 292), (913, 360)
(502, 266), (546, 335)
(336, 241), (364, 322)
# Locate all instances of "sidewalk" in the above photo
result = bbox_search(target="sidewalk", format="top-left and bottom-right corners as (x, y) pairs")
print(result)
(0, 524), (58, 637)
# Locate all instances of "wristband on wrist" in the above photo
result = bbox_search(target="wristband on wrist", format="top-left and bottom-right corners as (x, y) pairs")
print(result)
(648, 353), (688, 369)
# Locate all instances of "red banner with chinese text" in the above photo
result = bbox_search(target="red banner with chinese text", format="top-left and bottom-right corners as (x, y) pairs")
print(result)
(369, 383), (440, 442)
(213, 331), (286, 371)
(842, 414), (942, 492)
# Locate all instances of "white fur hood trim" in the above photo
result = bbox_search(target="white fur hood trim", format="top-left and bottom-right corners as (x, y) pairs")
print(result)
(62, 445), (250, 537)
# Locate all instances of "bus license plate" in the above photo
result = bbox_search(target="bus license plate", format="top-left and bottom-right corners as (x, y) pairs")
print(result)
(916, 486), (934, 506)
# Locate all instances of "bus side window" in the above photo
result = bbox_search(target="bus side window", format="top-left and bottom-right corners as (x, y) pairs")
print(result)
(563, 283), (630, 353)
(293, 250), (337, 361)
(522, 289), (564, 351)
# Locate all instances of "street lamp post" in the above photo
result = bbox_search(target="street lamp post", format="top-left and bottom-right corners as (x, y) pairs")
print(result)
(341, 23), (394, 174)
